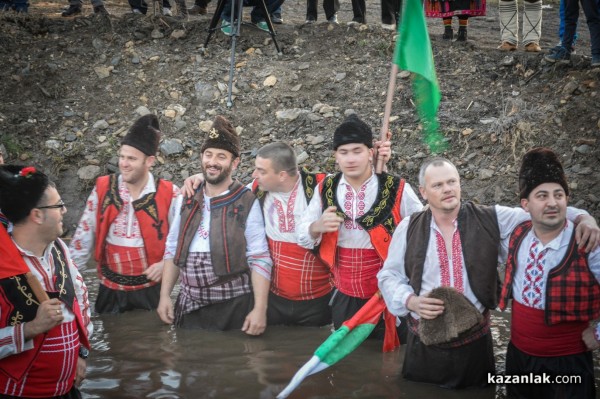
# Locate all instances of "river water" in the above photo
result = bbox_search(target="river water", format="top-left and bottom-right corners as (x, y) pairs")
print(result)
(78, 268), (600, 399)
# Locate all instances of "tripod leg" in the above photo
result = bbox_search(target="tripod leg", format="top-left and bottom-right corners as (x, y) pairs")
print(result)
(257, 0), (282, 54)
(227, 0), (244, 107)
(203, 0), (228, 48)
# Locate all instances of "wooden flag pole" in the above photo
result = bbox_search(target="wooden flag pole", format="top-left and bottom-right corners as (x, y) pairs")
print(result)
(25, 272), (50, 303)
(376, 63), (399, 174)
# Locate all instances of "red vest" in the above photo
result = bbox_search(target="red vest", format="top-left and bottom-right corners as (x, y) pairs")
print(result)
(95, 174), (174, 272)
(317, 172), (405, 268)
(500, 221), (600, 325)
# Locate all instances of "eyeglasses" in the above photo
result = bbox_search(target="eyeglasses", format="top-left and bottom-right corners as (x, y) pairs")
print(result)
(37, 201), (66, 210)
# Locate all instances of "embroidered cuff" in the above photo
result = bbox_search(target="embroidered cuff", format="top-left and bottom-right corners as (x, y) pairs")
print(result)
(16, 323), (35, 354)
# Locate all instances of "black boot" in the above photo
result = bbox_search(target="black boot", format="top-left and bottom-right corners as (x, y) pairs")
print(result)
(61, 4), (81, 16)
(456, 26), (467, 41)
(442, 26), (453, 40)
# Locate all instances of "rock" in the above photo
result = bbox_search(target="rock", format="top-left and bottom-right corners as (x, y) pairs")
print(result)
(160, 139), (184, 156)
(171, 30), (186, 39)
(65, 133), (77, 142)
(94, 66), (111, 79)
(479, 169), (494, 180)
(98, 135), (107, 143)
(562, 80), (579, 95)
(93, 119), (109, 130)
(135, 106), (151, 116)
(296, 151), (309, 164)
(276, 108), (303, 121)
(298, 62), (310, 70)
(308, 135), (325, 145)
(45, 140), (61, 150)
(132, 55), (141, 64)
(480, 118), (497, 124)
(111, 56), (121, 66)
(319, 105), (337, 114)
(167, 104), (187, 117)
(199, 120), (213, 132)
(195, 82), (217, 102)
(398, 70), (411, 79)
(575, 144), (592, 154)
(500, 56), (515, 66)
(334, 72), (346, 82)
(577, 167), (593, 175)
(264, 75), (277, 87)
(174, 120), (187, 130)
(77, 165), (101, 180)
(291, 84), (302, 92)
(92, 38), (104, 50)
(151, 29), (165, 39)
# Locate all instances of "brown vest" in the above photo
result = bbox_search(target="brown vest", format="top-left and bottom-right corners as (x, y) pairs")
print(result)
(174, 181), (257, 277)
(404, 202), (501, 309)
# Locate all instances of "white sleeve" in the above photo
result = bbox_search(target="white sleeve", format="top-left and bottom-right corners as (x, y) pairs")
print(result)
(377, 217), (415, 317)
(245, 200), (273, 281)
(0, 324), (34, 360)
(68, 188), (100, 271)
(400, 182), (424, 218)
(296, 186), (325, 250)
(164, 195), (183, 260)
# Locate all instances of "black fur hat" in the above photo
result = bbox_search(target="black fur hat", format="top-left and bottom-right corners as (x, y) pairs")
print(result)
(519, 147), (569, 199)
(332, 114), (373, 150)
(200, 115), (240, 158)
(121, 114), (161, 156)
(0, 165), (50, 224)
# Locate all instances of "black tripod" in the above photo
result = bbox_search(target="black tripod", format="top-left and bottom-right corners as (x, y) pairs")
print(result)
(202, 0), (283, 107)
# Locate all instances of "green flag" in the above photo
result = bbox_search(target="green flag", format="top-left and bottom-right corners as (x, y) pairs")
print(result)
(394, 0), (445, 153)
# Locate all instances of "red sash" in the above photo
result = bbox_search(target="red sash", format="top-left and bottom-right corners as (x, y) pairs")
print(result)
(269, 240), (332, 300)
(334, 248), (382, 299)
(0, 320), (79, 397)
(511, 300), (588, 357)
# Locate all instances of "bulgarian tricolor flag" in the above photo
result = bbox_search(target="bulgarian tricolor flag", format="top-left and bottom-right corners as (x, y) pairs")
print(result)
(277, 292), (397, 399)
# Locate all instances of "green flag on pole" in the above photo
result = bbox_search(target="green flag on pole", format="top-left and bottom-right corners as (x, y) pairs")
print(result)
(394, 0), (445, 153)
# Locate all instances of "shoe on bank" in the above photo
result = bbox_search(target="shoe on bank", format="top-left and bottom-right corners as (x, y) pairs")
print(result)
(61, 4), (81, 16)
(221, 19), (233, 36)
(255, 21), (269, 32)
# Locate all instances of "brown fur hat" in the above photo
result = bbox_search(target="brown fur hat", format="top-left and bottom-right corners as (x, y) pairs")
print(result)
(418, 287), (483, 346)
(519, 147), (569, 199)
(200, 115), (240, 158)
(121, 114), (161, 156)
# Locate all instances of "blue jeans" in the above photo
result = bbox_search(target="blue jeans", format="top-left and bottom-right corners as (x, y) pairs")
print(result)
(559, 0), (579, 45)
(221, 0), (281, 23)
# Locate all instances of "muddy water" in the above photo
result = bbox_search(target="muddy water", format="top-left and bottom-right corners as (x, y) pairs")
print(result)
(79, 268), (599, 399)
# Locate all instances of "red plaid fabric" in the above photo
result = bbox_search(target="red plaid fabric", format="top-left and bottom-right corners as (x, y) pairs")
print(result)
(100, 243), (154, 291)
(269, 240), (332, 301)
(175, 252), (251, 321)
(501, 221), (600, 325)
(0, 320), (79, 397)
(334, 248), (382, 299)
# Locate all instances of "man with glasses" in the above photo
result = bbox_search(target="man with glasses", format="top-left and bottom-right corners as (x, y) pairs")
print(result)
(0, 165), (92, 398)
(70, 115), (181, 314)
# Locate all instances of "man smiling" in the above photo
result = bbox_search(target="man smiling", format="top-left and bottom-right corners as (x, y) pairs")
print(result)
(70, 114), (180, 314)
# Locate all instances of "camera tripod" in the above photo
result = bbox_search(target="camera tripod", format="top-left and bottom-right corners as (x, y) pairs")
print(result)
(202, 0), (283, 107)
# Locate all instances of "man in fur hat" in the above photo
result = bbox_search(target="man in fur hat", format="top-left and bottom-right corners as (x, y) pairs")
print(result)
(157, 115), (273, 335)
(297, 114), (423, 343)
(70, 114), (181, 314)
(498, 147), (600, 398)
(377, 156), (599, 389)
(0, 165), (92, 397)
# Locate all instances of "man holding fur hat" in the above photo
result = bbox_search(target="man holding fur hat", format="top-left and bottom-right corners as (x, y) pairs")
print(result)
(499, 147), (600, 398)
(0, 165), (92, 397)
(377, 156), (599, 389)
(70, 114), (181, 314)
(157, 115), (272, 335)
(297, 114), (423, 342)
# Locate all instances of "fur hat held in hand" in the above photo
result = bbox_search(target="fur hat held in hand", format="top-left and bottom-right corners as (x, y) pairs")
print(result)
(418, 287), (484, 346)
(332, 114), (373, 150)
(519, 147), (569, 199)
(200, 115), (240, 158)
(121, 114), (161, 156)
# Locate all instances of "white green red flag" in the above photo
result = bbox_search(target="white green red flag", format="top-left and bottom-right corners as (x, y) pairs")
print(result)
(277, 292), (396, 398)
